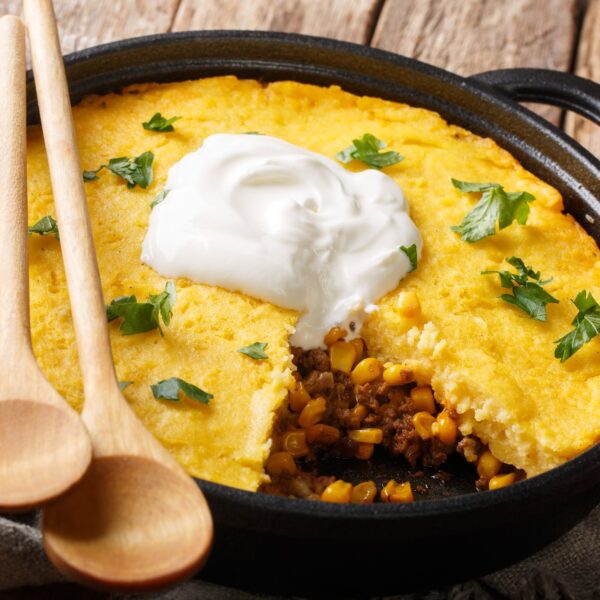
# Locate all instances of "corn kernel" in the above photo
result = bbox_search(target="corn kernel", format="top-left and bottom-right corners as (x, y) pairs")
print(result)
(380, 480), (414, 503)
(397, 290), (421, 318)
(266, 452), (296, 477)
(324, 326), (347, 346)
(298, 396), (327, 428)
(488, 472), (516, 491)
(289, 382), (311, 412)
(330, 341), (357, 374)
(351, 357), (383, 384)
(321, 480), (353, 503)
(351, 481), (377, 504)
(306, 424), (341, 445)
(383, 363), (413, 386)
(350, 338), (365, 363)
(477, 449), (502, 479)
(354, 442), (374, 460)
(348, 428), (383, 444)
(352, 404), (368, 421)
(281, 431), (309, 458)
(413, 411), (436, 440)
(434, 410), (458, 446)
(410, 386), (435, 413)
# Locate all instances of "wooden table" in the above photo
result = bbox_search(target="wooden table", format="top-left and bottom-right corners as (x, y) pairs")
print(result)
(1, 0), (598, 154)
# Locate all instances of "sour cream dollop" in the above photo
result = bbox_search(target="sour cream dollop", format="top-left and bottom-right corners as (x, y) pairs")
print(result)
(141, 134), (421, 349)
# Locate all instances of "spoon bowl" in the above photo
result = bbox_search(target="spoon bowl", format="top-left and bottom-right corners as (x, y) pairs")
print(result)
(43, 455), (211, 591)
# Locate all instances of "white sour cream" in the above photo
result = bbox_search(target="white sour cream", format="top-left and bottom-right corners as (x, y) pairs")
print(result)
(141, 134), (421, 349)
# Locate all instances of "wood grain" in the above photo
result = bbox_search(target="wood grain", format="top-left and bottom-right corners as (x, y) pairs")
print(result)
(371, 0), (579, 124)
(172, 0), (382, 44)
(565, 0), (600, 157)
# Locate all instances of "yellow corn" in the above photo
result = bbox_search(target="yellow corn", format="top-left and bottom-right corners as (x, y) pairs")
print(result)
(321, 480), (353, 503)
(477, 449), (502, 479)
(413, 411), (436, 440)
(351, 404), (368, 421)
(351, 357), (383, 384)
(397, 290), (421, 318)
(324, 326), (347, 346)
(410, 386), (435, 413)
(306, 424), (341, 445)
(289, 382), (311, 412)
(488, 472), (516, 491)
(266, 452), (297, 477)
(383, 363), (413, 386)
(351, 481), (377, 504)
(329, 341), (357, 374)
(298, 396), (327, 428)
(432, 410), (458, 446)
(354, 442), (374, 460)
(380, 480), (414, 503)
(348, 428), (383, 444)
(350, 338), (365, 363)
(281, 431), (309, 458)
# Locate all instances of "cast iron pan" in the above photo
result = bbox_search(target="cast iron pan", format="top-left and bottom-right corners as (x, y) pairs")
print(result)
(25, 32), (600, 596)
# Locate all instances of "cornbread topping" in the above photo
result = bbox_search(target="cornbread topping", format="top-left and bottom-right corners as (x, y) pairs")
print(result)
(141, 133), (422, 349)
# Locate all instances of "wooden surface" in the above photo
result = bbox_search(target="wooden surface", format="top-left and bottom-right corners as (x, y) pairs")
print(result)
(0, 0), (597, 153)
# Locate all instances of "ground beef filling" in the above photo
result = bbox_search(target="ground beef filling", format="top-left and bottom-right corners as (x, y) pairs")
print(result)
(261, 329), (520, 503)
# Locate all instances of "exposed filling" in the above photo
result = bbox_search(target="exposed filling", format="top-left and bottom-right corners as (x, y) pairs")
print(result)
(261, 326), (524, 503)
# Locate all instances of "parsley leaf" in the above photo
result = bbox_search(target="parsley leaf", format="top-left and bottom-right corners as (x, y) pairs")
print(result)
(451, 179), (535, 243)
(151, 377), (212, 404)
(106, 281), (176, 335)
(400, 244), (418, 272)
(118, 381), (133, 391)
(150, 189), (169, 209)
(28, 215), (59, 239)
(142, 112), (181, 132)
(238, 342), (269, 360)
(336, 133), (403, 170)
(83, 151), (154, 189)
(554, 291), (600, 362)
(482, 256), (558, 321)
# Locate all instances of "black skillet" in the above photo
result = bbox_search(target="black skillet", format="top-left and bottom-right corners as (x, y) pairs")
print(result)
(25, 32), (600, 597)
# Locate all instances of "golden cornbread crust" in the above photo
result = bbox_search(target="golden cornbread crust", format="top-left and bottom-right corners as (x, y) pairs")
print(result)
(27, 76), (600, 489)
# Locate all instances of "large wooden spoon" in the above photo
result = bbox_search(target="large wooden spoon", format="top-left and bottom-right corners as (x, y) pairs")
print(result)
(24, 0), (213, 590)
(0, 14), (92, 512)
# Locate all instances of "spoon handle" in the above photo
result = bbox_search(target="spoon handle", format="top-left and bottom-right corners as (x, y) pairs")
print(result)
(24, 0), (120, 404)
(0, 16), (31, 363)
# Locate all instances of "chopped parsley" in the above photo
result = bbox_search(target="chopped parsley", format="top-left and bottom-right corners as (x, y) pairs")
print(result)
(238, 342), (269, 360)
(106, 281), (176, 335)
(482, 257), (558, 321)
(451, 179), (535, 243)
(28, 215), (59, 239)
(400, 244), (418, 272)
(118, 381), (133, 391)
(554, 290), (600, 362)
(142, 112), (181, 132)
(151, 377), (212, 404)
(83, 151), (154, 189)
(150, 189), (169, 209)
(336, 133), (403, 170)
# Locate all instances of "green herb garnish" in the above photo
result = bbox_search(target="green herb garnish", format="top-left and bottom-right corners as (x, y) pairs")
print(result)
(83, 151), (154, 189)
(28, 215), (59, 239)
(151, 377), (212, 404)
(118, 381), (133, 391)
(554, 291), (600, 362)
(238, 342), (269, 360)
(336, 133), (403, 170)
(106, 281), (176, 335)
(482, 257), (558, 321)
(150, 189), (169, 209)
(400, 244), (418, 272)
(451, 179), (535, 243)
(142, 112), (181, 132)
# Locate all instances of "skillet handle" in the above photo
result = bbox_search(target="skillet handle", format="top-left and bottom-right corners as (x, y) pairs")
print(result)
(468, 68), (600, 127)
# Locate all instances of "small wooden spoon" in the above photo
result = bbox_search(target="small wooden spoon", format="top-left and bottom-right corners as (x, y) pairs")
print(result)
(0, 15), (92, 512)
(24, 0), (213, 591)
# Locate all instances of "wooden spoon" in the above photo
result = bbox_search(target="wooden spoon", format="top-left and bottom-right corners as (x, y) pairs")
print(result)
(24, 0), (213, 590)
(0, 14), (92, 512)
